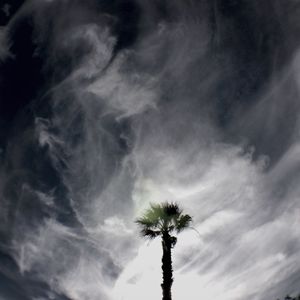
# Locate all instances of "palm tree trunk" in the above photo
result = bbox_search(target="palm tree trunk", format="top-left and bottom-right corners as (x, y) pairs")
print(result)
(161, 232), (173, 300)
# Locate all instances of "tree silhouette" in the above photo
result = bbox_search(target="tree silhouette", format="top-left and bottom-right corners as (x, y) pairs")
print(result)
(277, 295), (300, 300)
(136, 202), (192, 300)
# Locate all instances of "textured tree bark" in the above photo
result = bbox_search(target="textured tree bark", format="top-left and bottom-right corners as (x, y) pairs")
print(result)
(161, 232), (173, 300)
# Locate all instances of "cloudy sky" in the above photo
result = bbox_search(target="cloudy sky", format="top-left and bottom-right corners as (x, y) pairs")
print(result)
(0, 1), (300, 300)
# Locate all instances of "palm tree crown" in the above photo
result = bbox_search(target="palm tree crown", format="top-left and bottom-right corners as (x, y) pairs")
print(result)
(136, 202), (192, 239)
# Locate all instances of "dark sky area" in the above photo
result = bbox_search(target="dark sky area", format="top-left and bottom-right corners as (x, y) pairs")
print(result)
(0, 1), (300, 300)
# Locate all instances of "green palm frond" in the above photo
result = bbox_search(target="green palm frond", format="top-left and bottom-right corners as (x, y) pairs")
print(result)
(163, 202), (182, 217)
(135, 216), (156, 228)
(175, 214), (192, 233)
(140, 228), (161, 239)
(136, 203), (166, 229)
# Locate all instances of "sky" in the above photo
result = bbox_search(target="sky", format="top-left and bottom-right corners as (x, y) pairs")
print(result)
(0, 0), (300, 300)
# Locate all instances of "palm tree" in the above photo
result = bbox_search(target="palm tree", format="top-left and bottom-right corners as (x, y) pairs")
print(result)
(135, 202), (192, 300)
